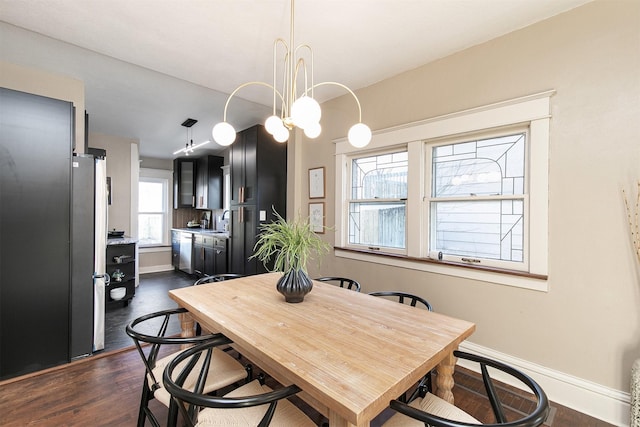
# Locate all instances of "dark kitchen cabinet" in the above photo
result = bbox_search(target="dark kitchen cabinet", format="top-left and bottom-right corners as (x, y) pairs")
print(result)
(106, 242), (136, 307)
(194, 234), (228, 277)
(194, 234), (214, 276)
(229, 204), (260, 274)
(228, 125), (286, 275)
(195, 155), (224, 210)
(171, 230), (180, 269)
(173, 158), (196, 208)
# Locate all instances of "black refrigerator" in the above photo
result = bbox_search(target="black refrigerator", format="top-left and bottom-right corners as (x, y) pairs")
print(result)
(0, 87), (104, 380)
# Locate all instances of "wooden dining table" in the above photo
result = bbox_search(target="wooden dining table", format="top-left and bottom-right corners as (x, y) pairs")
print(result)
(169, 272), (475, 427)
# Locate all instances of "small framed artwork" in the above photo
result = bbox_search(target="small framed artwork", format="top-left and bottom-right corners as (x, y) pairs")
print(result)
(308, 167), (325, 199)
(309, 202), (325, 233)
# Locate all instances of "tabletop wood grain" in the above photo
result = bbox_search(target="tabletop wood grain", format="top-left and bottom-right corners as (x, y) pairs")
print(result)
(169, 272), (475, 427)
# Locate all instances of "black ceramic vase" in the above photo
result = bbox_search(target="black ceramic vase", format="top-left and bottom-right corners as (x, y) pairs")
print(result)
(276, 269), (313, 303)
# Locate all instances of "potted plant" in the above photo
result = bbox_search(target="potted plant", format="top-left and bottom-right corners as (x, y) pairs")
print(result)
(251, 209), (330, 303)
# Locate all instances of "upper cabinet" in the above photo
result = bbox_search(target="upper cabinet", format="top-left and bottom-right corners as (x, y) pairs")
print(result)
(174, 155), (224, 210)
(230, 124), (286, 209)
(195, 155), (224, 210)
(173, 158), (196, 208)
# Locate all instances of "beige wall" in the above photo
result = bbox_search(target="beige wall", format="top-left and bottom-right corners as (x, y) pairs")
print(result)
(90, 132), (138, 235)
(0, 61), (85, 150)
(293, 0), (639, 398)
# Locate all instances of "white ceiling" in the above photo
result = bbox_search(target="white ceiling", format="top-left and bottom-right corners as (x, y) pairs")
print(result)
(0, 0), (591, 159)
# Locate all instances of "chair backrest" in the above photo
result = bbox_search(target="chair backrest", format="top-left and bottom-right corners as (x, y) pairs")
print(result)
(194, 273), (244, 286)
(368, 291), (433, 311)
(315, 276), (361, 292)
(388, 351), (550, 427)
(125, 307), (219, 388)
(163, 338), (305, 427)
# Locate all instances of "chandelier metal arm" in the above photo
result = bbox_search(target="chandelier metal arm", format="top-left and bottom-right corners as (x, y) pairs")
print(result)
(273, 38), (289, 116)
(308, 81), (364, 123)
(222, 81), (286, 122)
(294, 44), (314, 100)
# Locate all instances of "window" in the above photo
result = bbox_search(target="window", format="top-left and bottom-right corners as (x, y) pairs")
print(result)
(428, 130), (527, 270)
(138, 169), (171, 246)
(349, 150), (408, 252)
(334, 91), (553, 291)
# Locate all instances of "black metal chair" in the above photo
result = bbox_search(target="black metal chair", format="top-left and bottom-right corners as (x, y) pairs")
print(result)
(126, 308), (252, 427)
(368, 291), (433, 311)
(383, 351), (550, 427)
(163, 337), (316, 427)
(315, 276), (361, 292)
(193, 273), (245, 286)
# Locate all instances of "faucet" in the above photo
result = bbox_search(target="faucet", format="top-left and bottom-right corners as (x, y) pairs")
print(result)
(221, 210), (230, 231)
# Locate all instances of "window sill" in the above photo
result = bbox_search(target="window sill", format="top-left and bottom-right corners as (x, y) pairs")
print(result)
(139, 245), (171, 253)
(334, 247), (548, 292)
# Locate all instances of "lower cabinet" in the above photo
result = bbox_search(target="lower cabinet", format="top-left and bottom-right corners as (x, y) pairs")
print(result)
(194, 234), (228, 277)
(106, 241), (136, 307)
(171, 230), (180, 269)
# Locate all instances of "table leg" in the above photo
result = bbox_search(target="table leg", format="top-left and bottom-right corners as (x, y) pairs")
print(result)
(178, 311), (195, 350)
(435, 351), (457, 404)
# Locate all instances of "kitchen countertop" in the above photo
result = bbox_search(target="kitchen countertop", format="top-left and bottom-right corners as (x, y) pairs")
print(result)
(172, 228), (229, 238)
(107, 236), (138, 245)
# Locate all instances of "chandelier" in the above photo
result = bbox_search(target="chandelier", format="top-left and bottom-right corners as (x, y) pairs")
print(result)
(173, 118), (211, 156)
(211, 0), (371, 148)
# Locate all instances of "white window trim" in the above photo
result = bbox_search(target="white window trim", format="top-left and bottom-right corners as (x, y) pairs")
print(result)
(335, 90), (554, 291)
(139, 167), (173, 247)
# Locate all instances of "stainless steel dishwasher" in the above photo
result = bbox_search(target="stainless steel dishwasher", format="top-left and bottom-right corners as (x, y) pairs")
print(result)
(179, 232), (194, 274)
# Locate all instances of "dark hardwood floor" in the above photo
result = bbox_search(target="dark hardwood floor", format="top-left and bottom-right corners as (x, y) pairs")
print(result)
(0, 270), (614, 426)
(104, 270), (195, 351)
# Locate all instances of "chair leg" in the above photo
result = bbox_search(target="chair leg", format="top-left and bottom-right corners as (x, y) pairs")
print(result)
(418, 371), (433, 398)
(167, 399), (179, 427)
(257, 372), (266, 385)
(245, 363), (253, 382)
(137, 380), (151, 427)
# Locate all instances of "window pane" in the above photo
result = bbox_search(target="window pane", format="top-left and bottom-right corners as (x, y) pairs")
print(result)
(352, 151), (408, 199)
(433, 133), (525, 197)
(431, 200), (523, 262)
(139, 213), (163, 245)
(349, 202), (405, 248)
(139, 181), (164, 212)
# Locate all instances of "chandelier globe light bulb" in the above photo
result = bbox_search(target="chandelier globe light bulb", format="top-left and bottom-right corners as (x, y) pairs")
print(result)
(212, 122), (236, 146)
(291, 96), (321, 130)
(348, 123), (372, 148)
(265, 115), (282, 135)
(303, 122), (321, 139)
(273, 127), (289, 143)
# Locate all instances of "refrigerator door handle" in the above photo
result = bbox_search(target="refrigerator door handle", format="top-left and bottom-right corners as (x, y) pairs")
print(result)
(93, 272), (110, 285)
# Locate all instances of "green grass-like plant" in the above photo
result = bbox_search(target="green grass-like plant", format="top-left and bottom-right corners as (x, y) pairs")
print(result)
(251, 209), (330, 273)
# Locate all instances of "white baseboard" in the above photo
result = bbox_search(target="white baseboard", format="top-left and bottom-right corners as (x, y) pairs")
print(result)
(458, 341), (630, 426)
(139, 264), (174, 275)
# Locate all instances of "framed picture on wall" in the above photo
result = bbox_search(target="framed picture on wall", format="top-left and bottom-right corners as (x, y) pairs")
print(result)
(309, 202), (325, 233)
(308, 167), (325, 199)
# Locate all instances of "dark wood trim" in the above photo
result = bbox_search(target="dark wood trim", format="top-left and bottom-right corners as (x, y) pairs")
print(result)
(334, 246), (548, 281)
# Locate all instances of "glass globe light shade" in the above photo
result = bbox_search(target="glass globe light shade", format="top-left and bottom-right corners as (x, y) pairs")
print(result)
(304, 122), (321, 139)
(212, 122), (236, 146)
(348, 123), (372, 148)
(291, 96), (321, 130)
(265, 115), (282, 135)
(273, 127), (289, 143)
